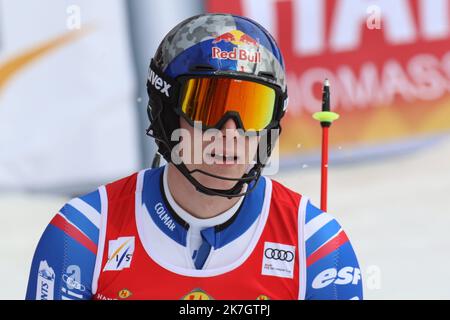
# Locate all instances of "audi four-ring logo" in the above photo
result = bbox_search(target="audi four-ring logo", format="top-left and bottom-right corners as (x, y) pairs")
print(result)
(264, 248), (294, 262)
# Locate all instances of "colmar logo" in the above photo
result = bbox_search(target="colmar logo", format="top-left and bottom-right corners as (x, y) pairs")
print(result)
(212, 30), (261, 64)
(312, 267), (362, 289)
(148, 69), (171, 97)
(154, 202), (176, 231)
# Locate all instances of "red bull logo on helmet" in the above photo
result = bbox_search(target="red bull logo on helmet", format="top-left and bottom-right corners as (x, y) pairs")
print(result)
(212, 47), (261, 63)
(211, 30), (261, 64)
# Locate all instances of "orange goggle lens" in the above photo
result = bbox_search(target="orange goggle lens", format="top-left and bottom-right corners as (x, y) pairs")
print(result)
(180, 77), (276, 131)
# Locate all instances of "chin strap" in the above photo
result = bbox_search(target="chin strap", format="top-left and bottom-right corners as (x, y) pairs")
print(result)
(172, 160), (264, 198)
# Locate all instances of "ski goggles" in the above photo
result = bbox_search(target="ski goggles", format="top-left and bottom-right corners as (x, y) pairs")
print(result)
(176, 76), (284, 134)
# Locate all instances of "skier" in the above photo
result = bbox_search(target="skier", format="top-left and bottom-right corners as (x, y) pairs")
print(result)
(26, 13), (363, 300)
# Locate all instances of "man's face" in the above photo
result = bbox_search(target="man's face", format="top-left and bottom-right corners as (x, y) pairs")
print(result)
(174, 116), (260, 191)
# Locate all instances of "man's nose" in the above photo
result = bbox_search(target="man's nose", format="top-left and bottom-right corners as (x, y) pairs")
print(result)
(220, 117), (239, 135)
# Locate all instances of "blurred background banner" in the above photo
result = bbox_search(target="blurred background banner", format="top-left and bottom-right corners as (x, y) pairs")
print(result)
(207, 0), (450, 164)
(3, 0), (449, 192)
(0, 0), (139, 193)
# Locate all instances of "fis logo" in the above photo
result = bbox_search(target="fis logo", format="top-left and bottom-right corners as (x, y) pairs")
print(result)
(211, 30), (261, 64)
(148, 68), (171, 97)
(36, 260), (55, 300)
(103, 236), (135, 271)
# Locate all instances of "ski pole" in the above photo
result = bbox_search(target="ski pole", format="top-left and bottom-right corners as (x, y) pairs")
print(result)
(312, 79), (340, 212)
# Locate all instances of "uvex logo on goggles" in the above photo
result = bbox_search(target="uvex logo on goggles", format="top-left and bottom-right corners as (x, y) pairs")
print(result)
(211, 30), (261, 64)
(148, 68), (171, 98)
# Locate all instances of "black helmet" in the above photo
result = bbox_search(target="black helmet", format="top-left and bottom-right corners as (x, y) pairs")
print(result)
(146, 13), (288, 198)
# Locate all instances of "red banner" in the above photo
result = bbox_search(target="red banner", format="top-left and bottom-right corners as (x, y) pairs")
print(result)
(207, 0), (450, 158)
